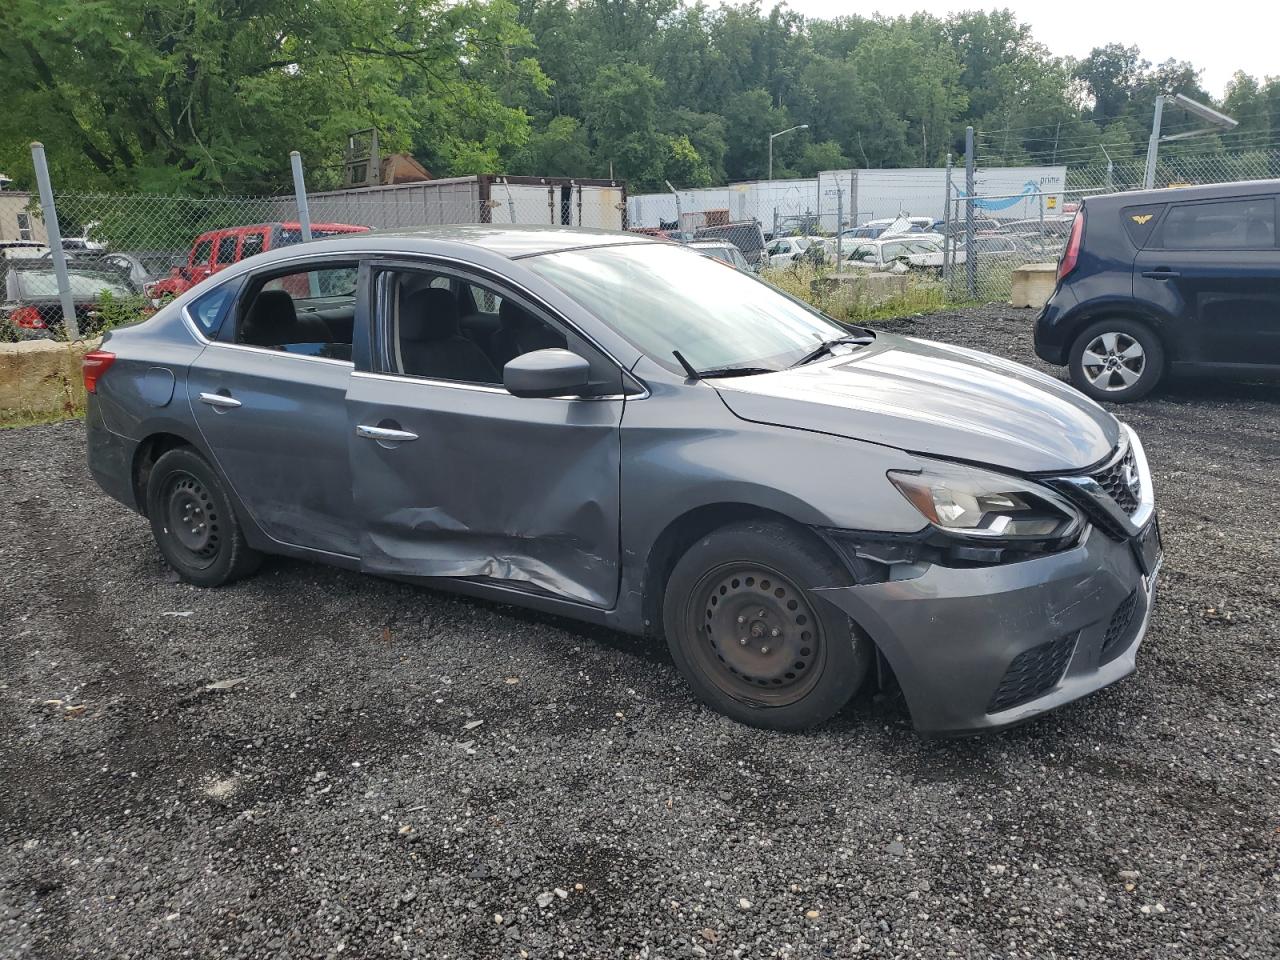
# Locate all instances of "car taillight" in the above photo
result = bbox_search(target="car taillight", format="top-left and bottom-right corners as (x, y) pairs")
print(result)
(1057, 210), (1084, 282)
(10, 305), (47, 329)
(82, 350), (116, 394)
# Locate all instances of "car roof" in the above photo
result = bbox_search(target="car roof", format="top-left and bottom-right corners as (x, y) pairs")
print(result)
(1085, 178), (1280, 208)
(361, 224), (656, 258)
(200, 224), (658, 278)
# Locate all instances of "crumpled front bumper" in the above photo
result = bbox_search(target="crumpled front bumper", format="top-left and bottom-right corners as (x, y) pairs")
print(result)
(815, 524), (1158, 735)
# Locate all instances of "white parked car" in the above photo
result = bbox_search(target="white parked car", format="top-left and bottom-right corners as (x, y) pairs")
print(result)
(763, 235), (812, 268)
(843, 238), (949, 272)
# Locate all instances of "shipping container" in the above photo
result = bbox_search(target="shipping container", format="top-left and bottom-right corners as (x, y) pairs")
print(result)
(628, 167), (1066, 235)
(300, 176), (628, 232)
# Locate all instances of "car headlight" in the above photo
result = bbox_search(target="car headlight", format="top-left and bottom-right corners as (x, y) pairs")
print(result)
(888, 464), (1081, 541)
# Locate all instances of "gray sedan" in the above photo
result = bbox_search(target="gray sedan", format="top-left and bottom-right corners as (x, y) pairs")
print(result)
(84, 225), (1161, 734)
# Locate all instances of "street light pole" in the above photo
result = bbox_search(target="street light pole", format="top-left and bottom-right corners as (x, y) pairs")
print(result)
(767, 124), (808, 182)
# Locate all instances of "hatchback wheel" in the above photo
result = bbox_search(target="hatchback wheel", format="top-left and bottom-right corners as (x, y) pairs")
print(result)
(662, 520), (871, 730)
(1068, 319), (1164, 402)
(145, 447), (261, 587)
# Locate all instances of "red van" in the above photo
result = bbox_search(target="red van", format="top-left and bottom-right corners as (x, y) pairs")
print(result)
(147, 221), (368, 300)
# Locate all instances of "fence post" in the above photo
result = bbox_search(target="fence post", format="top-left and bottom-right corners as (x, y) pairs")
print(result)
(964, 127), (976, 300)
(664, 180), (683, 233)
(835, 186), (843, 272)
(29, 142), (79, 340)
(850, 169), (859, 232)
(943, 153), (953, 287)
(289, 150), (314, 242)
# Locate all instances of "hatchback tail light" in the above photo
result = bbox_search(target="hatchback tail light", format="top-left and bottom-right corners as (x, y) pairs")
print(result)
(9, 305), (47, 329)
(1057, 209), (1085, 283)
(82, 350), (116, 394)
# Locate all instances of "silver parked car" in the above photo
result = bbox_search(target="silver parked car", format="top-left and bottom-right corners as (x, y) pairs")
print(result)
(686, 239), (751, 271)
(84, 225), (1161, 734)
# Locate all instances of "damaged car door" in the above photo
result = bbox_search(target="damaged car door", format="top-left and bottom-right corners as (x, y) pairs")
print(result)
(346, 261), (625, 607)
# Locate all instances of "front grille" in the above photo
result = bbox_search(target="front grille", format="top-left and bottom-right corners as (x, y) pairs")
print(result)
(987, 633), (1076, 714)
(1092, 446), (1140, 515)
(1047, 443), (1143, 542)
(1100, 590), (1140, 664)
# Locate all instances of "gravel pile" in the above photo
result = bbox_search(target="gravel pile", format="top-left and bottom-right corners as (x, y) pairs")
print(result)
(2, 305), (1278, 958)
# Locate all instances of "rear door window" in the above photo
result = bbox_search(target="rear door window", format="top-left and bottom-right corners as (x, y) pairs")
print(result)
(236, 263), (360, 360)
(192, 239), (214, 267)
(240, 232), (265, 260)
(215, 235), (239, 265)
(1156, 197), (1277, 250)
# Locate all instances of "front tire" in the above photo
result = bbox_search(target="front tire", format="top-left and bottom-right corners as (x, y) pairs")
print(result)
(145, 447), (261, 587)
(1068, 319), (1165, 402)
(662, 520), (871, 730)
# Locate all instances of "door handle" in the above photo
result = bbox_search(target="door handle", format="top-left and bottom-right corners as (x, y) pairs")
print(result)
(198, 391), (241, 409)
(356, 424), (419, 442)
(1141, 269), (1180, 279)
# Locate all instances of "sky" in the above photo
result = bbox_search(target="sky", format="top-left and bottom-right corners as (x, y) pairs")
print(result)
(775, 0), (1274, 99)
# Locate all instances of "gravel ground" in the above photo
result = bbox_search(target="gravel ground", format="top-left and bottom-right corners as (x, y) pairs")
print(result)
(2, 304), (1278, 959)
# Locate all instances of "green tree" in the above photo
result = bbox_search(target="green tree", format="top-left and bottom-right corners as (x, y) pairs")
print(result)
(794, 140), (848, 177)
(0, 0), (544, 192)
(512, 116), (595, 176)
(582, 62), (669, 186)
(663, 135), (713, 187)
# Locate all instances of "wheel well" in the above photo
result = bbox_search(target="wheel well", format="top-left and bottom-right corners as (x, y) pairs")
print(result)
(640, 503), (835, 637)
(132, 433), (192, 514)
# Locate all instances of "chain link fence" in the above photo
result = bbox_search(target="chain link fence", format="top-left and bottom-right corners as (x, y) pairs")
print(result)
(4, 143), (1278, 340)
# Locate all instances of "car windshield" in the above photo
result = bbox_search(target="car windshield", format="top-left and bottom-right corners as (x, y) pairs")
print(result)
(15, 270), (133, 299)
(526, 243), (849, 372)
(138, 254), (177, 274)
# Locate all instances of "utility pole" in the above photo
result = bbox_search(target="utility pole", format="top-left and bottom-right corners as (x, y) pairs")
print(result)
(1143, 95), (1166, 190)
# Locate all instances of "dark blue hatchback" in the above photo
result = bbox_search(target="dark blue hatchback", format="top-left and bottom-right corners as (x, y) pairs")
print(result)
(1035, 179), (1280, 402)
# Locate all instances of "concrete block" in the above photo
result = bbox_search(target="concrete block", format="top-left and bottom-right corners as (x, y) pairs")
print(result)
(1009, 262), (1058, 309)
(0, 338), (101, 424)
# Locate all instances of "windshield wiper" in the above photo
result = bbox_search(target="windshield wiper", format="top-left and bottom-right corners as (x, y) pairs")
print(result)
(789, 333), (875, 368)
(672, 350), (775, 380)
(694, 365), (777, 379)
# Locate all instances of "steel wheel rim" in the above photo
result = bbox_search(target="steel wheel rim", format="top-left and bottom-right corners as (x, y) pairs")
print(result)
(1082, 332), (1146, 392)
(686, 562), (825, 707)
(163, 472), (221, 568)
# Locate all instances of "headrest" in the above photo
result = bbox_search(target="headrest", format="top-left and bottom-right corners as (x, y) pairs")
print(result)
(241, 290), (297, 345)
(401, 287), (459, 342)
(499, 298), (538, 331)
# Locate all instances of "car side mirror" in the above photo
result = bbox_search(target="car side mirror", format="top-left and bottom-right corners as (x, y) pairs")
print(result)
(504, 348), (591, 399)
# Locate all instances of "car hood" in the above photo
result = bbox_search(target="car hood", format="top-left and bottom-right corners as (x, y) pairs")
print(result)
(713, 333), (1118, 473)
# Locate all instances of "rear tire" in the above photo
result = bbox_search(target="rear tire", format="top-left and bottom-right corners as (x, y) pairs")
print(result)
(145, 447), (261, 587)
(1068, 319), (1164, 403)
(661, 520), (871, 730)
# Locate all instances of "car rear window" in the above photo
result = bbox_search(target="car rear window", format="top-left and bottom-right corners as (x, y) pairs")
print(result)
(16, 270), (132, 299)
(1155, 197), (1277, 250)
